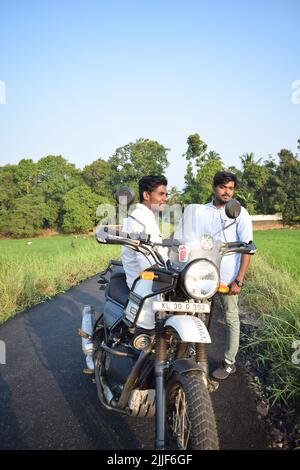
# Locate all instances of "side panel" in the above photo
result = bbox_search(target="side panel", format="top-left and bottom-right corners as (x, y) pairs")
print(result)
(125, 279), (160, 330)
(103, 299), (123, 329)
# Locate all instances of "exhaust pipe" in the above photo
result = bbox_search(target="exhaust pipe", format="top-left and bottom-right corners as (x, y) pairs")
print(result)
(80, 305), (95, 371)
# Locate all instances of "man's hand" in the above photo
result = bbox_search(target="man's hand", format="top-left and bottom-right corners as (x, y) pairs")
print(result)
(228, 281), (241, 295)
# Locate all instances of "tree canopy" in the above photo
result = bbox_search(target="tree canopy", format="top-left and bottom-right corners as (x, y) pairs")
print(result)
(0, 135), (299, 237)
(181, 134), (300, 223)
(0, 139), (170, 236)
(109, 138), (170, 197)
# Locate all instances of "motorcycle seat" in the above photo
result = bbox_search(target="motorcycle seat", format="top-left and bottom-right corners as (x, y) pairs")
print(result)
(108, 268), (130, 306)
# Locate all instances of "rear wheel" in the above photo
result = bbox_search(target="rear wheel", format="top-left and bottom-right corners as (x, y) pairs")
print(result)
(166, 371), (219, 450)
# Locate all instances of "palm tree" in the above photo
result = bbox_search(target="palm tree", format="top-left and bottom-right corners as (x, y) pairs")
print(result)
(240, 152), (262, 166)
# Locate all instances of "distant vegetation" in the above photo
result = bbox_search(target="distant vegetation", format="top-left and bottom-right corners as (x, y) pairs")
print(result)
(0, 139), (169, 237)
(179, 134), (300, 224)
(1, 134), (300, 237)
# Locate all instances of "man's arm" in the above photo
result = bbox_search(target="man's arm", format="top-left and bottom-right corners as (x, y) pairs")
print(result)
(228, 254), (251, 295)
(121, 210), (157, 282)
(228, 207), (253, 295)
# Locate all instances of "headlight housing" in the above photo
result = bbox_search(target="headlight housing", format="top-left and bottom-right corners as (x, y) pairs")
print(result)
(183, 259), (219, 300)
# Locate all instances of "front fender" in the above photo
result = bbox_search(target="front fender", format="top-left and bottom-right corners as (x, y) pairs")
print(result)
(164, 315), (211, 343)
(169, 358), (206, 376)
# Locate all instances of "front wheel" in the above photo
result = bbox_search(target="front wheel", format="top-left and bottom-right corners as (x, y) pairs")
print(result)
(166, 371), (219, 450)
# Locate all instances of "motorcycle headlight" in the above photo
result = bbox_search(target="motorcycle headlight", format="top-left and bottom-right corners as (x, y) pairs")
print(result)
(183, 259), (219, 300)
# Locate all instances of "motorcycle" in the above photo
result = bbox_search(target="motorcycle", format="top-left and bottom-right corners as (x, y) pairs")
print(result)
(79, 189), (256, 450)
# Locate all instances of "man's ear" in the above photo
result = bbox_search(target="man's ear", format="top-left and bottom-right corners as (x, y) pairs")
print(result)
(143, 191), (150, 202)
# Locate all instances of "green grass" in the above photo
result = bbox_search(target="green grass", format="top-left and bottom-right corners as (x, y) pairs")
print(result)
(0, 235), (120, 324)
(242, 228), (300, 406)
(253, 228), (300, 281)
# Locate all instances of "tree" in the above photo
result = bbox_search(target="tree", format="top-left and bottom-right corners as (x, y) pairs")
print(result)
(182, 134), (206, 203)
(256, 157), (281, 214)
(37, 155), (83, 228)
(38, 155), (81, 199)
(109, 138), (169, 197)
(0, 193), (49, 237)
(194, 152), (223, 204)
(0, 160), (40, 212)
(62, 185), (101, 233)
(234, 190), (257, 215)
(238, 153), (270, 214)
(182, 134), (223, 203)
(13, 159), (40, 197)
(82, 159), (115, 200)
(0, 164), (17, 211)
(240, 152), (256, 167)
(276, 149), (300, 224)
(168, 186), (183, 206)
(185, 134), (207, 166)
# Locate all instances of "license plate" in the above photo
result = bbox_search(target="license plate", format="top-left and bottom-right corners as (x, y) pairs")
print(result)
(152, 301), (210, 313)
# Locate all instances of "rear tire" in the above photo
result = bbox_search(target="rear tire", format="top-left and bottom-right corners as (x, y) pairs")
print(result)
(166, 371), (219, 450)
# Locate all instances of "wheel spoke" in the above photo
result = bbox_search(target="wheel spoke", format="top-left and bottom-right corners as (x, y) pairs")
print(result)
(170, 386), (191, 449)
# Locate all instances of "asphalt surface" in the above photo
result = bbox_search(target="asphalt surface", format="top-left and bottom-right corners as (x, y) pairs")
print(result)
(0, 275), (267, 450)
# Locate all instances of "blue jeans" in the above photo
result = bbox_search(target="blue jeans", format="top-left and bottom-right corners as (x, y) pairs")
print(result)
(220, 294), (240, 363)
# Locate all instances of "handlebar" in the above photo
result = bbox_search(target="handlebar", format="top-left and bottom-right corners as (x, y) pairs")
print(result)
(221, 241), (256, 255)
(96, 226), (256, 256)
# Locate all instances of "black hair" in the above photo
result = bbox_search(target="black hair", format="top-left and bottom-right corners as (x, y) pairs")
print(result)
(213, 171), (238, 188)
(139, 175), (168, 203)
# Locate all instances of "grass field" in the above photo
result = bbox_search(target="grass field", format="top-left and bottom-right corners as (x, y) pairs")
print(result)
(253, 228), (300, 282)
(243, 228), (300, 406)
(0, 235), (120, 324)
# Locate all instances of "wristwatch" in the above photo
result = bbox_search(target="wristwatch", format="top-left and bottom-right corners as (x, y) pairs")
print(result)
(234, 279), (244, 288)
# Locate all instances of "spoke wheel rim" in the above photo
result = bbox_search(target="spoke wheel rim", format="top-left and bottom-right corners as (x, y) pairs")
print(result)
(167, 383), (191, 449)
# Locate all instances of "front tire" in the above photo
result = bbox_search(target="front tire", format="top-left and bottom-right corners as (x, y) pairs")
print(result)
(166, 371), (219, 450)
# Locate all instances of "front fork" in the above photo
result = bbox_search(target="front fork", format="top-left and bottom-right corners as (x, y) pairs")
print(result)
(196, 296), (215, 374)
(155, 312), (167, 450)
(154, 299), (215, 449)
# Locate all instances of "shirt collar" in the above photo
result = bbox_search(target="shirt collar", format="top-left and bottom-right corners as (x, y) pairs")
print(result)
(135, 202), (156, 217)
(208, 200), (225, 211)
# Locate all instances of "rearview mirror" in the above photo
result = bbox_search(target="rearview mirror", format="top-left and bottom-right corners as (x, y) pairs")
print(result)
(114, 187), (135, 207)
(225, 199), (241, 219)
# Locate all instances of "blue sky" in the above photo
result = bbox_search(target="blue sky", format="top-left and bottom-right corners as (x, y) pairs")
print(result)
(0, 0), (299, 189)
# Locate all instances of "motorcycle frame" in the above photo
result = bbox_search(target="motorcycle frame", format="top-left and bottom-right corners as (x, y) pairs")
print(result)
(94, 230), (255, 449)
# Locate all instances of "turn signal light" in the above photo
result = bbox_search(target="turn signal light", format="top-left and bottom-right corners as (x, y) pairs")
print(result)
(218, 284), (229, 294)
(140, 271), (158, 281)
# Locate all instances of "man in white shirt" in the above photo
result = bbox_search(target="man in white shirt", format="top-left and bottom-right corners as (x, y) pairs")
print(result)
(121, 175), (168, 289)
(204, 171), (253, 380)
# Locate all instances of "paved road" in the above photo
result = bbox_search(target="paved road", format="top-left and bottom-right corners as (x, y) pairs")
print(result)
(0, 275), (266, 450)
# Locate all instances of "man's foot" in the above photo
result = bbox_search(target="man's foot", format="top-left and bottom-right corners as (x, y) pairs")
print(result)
(211, 360), (236, 380)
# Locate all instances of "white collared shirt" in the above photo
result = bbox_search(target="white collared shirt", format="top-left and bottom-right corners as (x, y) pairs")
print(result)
(202, 201), (253, 285)
(121, 203), (168, 288)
